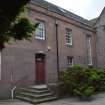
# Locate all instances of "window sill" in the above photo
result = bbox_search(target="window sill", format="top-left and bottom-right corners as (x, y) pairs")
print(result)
(35, 37), (45, 40)
(88, 64), (93, 68)
(66, 43), (73, 48)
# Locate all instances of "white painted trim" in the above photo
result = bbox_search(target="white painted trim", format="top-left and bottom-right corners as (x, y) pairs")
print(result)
(89, 37), (92, 65)
(87, 36), (93, 65)
(35, 36), (45, 40)
(0, 52), (1, 80)
(65, 30), (73, 46)
(35, 21), (45, 40)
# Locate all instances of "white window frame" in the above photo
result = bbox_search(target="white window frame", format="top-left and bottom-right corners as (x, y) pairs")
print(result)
(35, 21), (45, 40)
(87, 35), (92, 66)
(66, 29), (72, 46)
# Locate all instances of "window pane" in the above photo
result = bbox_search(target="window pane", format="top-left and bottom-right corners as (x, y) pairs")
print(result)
(35, 21), (45, 40)
(86, 35), (92, 65)
(67, 56), (74, 66)
(66, 29), (72, 45)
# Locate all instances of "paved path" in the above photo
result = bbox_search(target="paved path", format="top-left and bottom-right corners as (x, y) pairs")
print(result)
(0, 100), (32, 105)
(39, 93), (105, 105)
(1, 93), (105, 105)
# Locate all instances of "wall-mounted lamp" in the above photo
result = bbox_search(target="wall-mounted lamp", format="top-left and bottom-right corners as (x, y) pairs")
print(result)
(47, 46), (51, 51)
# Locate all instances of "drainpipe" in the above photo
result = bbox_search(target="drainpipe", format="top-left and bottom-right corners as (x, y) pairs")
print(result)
(55, 20), (60, 80)
(11, 86), (16, 100)
(10, 69), (16, 100)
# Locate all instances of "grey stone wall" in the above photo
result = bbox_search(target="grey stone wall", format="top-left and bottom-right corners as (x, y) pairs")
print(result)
(96, 9), (105, 68)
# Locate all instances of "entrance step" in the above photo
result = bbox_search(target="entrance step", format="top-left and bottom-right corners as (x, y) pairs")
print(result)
(15, 85), (58, 104)
(16, 95), (57, 104)
(30, 84), (47, 89)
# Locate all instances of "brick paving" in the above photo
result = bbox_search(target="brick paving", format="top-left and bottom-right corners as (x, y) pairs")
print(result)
(0, 93), (105, 105)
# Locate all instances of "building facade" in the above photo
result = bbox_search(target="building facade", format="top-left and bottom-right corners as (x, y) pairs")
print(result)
(95, 8), (105, 67)
(0, 0), (104, 99)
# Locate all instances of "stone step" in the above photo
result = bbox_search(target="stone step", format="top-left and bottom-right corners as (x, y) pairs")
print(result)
(17, 92), (53, 98)
(29, 85), (48, 90)
(16, 95), (57, 104)
(15, 85), (58, 104)
(16, 88), (50, 94)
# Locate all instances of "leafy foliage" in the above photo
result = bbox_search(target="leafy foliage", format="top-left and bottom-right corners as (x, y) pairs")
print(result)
(10, 18), (36, 40)
(0, 0), (30, 32)
(0, 0), (37, 50)
(74, 86), (94, 97)
(59, 65), (105, 98)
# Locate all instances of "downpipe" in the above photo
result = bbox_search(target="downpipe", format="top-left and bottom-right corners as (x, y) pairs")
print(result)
(11, 86), (16, 100)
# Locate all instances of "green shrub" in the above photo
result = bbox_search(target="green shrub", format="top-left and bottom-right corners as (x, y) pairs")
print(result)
(67, 64), (83, 70)
(74, 85), (94, 97)
(59, 65), (105, 97)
